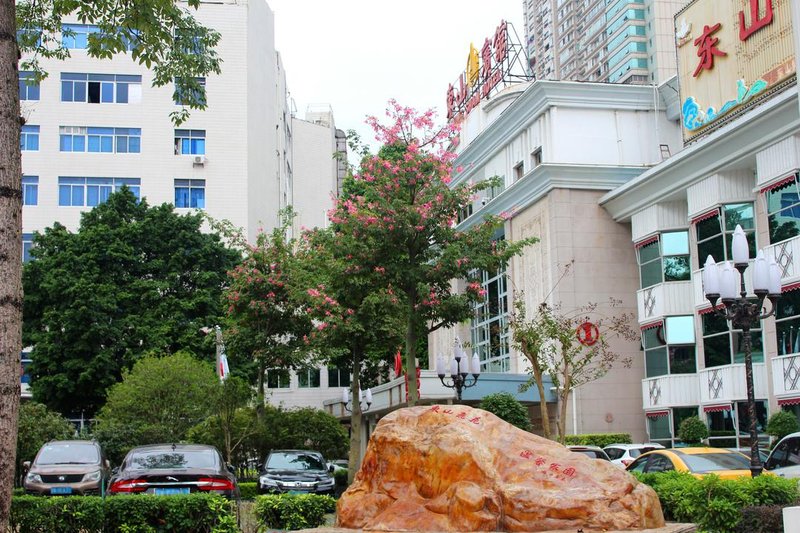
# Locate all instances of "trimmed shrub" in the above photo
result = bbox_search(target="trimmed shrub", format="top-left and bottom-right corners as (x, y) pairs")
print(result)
(633, 470), (800, 532)
(10, 493), (238, 533)
(238, 481), (258, 500)
(563, 433), (632, 448)
(254, 494), (336, 530)
(767, 410), (800, 442)
(479, 393), (532, 431)
(734, 505), (786, 533)
(678, 416), (708, 444)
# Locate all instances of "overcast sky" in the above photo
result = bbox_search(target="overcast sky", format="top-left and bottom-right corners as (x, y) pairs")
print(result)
(266, 0), (525, 153)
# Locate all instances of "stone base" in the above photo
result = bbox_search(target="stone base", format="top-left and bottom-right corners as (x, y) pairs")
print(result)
(296, 524), (696, 533)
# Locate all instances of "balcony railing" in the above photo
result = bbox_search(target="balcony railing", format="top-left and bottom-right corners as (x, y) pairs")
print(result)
(772, 353), (800, 399)
(641, 373), (700, 410)
(636, 281), (694, 325)
(699, 363), (768, 404)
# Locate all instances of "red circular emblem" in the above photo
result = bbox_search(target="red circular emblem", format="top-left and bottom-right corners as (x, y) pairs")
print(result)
(576, 322), (600, 346)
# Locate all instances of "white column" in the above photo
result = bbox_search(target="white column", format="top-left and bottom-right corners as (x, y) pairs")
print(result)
(793, 1), (800, 114)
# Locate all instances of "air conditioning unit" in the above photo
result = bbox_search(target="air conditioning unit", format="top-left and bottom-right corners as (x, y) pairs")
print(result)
(192, 155), (206, 165)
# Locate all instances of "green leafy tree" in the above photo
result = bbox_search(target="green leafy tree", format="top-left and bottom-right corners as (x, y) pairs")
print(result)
(280, 408), (348, 461)
(2, 1), (221, 526)
(766, 410), (800, 443)
(95, 351), (219, 451)
(511, 296), (637, 442)
(15, 403), (74, 486)
(479, 393), (532, 431)
(23, 190), (240, 417)
(223, 209), (313, 412)
(325, 100), (535, 407)
(678, 416), (709, 445)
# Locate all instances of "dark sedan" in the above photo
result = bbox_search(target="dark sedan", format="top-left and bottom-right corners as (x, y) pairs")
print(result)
(108, 444), (238, 498)
(258, 450), (335, 495)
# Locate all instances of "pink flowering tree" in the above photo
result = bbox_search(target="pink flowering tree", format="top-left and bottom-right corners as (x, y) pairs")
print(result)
(223, 210), (314, 412)
(326, 100), (536, 406)
(296, 226), (405, 480)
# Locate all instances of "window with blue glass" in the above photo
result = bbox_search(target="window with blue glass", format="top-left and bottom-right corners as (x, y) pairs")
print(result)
(19, 71), (40, 101)
(20, 352), (32, 383)
(61, 23), (100, 49)
(643, 316), (697, 378)
(702, 307), (763, 367)
(22, 233), (34, 262)
(59, 126), (140, 153)
(174, 179), (205, 208)
(61, 73), (142, 104)
(696, 203), (756, 264)
(766, 174), (800, 244)
(20, 125), (39, 151)
(59, 177), (141, 206)
(22, 176), (38, 206)
(174, 130), (205, 155)
(174, 77), (206, 106)
(637, 231), (691, 289)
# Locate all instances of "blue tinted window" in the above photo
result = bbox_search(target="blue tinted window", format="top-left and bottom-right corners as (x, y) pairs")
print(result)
(117, 83), (128, 103)
(174, 179), (205, 208)
(21, 125), (39, 151)
(174, 130), (206, 155)
(60, 72), (140, 103)
(22, 176), (38, 206)
(22, 233), (34, 262)
(19, 72), (39, 101)
(60, 177), (140, 206)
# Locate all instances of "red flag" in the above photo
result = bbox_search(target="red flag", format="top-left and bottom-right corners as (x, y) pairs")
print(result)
(394, 350), (403, 376)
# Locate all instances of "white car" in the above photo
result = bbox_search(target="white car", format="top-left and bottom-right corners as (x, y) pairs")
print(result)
(764, 432), (800, 478)
(603, 443), (665, 468)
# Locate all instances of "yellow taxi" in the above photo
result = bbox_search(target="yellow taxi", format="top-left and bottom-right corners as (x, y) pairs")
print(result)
(625, 447), (754, 480)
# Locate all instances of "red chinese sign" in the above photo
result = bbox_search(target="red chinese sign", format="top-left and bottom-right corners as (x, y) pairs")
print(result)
(692, 23), (726, 77)
(446, 21), (509, 120)
(739, 0), (773, 41)
(575, 322), (600, 347)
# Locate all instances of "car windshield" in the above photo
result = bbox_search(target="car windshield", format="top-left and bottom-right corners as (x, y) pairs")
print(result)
(127, 450), (217, 470)
(680, 453), (750, 473)
(267, 452), (326, 471)
(36, 443), (99, 465)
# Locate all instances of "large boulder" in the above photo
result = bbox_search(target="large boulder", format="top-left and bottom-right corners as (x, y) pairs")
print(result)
(337, 405), (664, 532)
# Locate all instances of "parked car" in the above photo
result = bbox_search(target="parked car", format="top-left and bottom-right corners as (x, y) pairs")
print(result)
(764, 432), (800, 478)
(108, 443), (238, 498)
(725, 447), (770, 464)
(23, 440), (110, 496)
(567, 445), (611, 460)
(603, 443), (665, 468)
(625, 447), (752, 479)
(327, 459), (348, 474)
(258, 450), (335, 495)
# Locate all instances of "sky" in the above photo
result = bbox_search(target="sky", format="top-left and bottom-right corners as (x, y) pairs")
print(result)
(266, 0), (525, 154)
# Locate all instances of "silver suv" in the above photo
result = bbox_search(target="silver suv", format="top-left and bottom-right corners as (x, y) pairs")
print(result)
(764, 432), (800, 478)
(603, 443), (665, 468)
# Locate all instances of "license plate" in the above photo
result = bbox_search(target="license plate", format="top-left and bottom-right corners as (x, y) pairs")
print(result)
(51, 487), (72, 495)
(287, 490), (308, 495)
(154, 487), (190, 495)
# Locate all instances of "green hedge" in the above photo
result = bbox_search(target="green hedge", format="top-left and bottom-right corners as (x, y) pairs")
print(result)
(633, 471), (799, 533)
(238, 482), (257, 501)
(254, 494), (336, 530)
(10, 494), (238, 533)
(563, 433), (632, 448)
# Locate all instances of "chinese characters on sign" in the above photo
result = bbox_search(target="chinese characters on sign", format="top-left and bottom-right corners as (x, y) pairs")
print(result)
(519, 449), (578, 480)
(739, 0), (773, 41)
(692, 23), (726, 77)
(446, 21), (509, 120)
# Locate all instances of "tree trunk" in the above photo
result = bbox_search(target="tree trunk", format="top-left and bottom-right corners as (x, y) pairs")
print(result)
(0, 1), (22, 529)
(405, 295), (418, 406)
(255, 359), (265, 421)
(347, 348), (362, 485)
(558, 375), (571, 444)
(532, 367), (551, 440)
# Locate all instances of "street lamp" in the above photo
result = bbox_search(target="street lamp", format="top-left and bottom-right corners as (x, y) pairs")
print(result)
(701, 224), (782, 477)
(436, 336), (481, 402)
(342, 387), (373, 413)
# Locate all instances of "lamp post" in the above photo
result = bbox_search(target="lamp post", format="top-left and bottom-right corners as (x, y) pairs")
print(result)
(342, 387), (373, 413)
(701, 224), (782, 477)
(436, 336), (481, 402)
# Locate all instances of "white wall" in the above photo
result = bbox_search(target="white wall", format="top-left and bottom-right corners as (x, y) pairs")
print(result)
(291, 117), (337, 231)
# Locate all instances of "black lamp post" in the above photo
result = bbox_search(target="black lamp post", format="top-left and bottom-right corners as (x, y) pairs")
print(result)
(701, 224), (782, 477)
(342, 388), (372, 413)
(436, 336), (481, 401)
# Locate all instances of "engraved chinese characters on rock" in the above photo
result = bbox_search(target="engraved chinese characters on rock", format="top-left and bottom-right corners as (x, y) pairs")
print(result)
(519, 449), (578, 481)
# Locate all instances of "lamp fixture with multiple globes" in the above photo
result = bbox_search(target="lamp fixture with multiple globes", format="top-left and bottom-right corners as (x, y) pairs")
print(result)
(436, 336), (481, 401)
(700, 224), (782, 477)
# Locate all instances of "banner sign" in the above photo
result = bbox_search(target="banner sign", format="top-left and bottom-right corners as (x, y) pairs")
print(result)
(675, 0), (796, 142)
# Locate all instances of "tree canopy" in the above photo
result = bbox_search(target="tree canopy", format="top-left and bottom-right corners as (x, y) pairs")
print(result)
(95, 351), (219, 452)
(23, 190), (240, 416)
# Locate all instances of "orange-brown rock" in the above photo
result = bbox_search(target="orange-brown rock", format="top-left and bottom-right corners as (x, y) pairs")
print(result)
(336, 405), (664, 532)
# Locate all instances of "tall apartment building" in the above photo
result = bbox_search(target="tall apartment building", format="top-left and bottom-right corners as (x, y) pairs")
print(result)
(524, 0), (686, 85)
